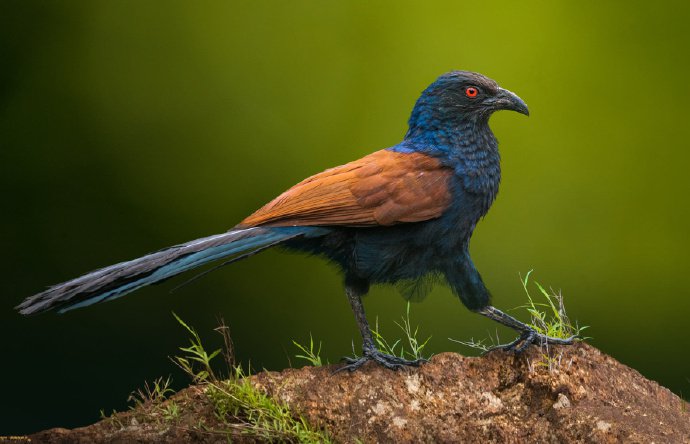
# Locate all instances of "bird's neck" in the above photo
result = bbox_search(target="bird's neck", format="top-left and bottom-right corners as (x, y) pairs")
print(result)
(405, 104), (494, 150)
(405, 114), (499, 179)
(405, 115), (493, 150)
(397, 111), (501, 216)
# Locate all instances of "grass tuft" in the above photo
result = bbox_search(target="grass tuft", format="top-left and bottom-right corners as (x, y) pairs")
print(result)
(171, 314), (332, 443)
(127, 376), (175, 410)
(100, 313), (332, 441)
(292, 333), (325, 367)
(369, 302), (432, 361)
(452, 270), (588, 371)
(171, 312), (221, 383)
(518, 270), (588, 340)
(160, 400), (181, 422)
(206, 366), (330, 442)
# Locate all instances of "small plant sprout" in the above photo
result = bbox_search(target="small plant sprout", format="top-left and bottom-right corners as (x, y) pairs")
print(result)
(371, 317), (402, 357)
(161, 400), (180, 422)
(292, 333), (324, 366)
(368, 302), (432, 361)
(99, 408), (124, 429)
(127, 376), (175, 409)
(171, 312), (221, 383)
(214, 316), (236, 373)
(449, 330), (502, 353)
(518, 270), (588, 341)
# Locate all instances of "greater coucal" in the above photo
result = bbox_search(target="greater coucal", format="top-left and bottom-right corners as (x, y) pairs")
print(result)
(17, 71), (576, 370)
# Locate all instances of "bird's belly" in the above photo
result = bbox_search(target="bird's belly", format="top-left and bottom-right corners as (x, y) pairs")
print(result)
(283, 201), (481, 286)
(347, 219), (468, 284)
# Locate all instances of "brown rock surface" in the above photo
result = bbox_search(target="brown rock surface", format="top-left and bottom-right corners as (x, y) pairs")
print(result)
(28, 343), (690, 443)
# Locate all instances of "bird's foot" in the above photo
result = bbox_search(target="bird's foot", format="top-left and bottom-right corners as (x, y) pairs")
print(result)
(336, 346), (427, 373)
(484, 328), (578, 354)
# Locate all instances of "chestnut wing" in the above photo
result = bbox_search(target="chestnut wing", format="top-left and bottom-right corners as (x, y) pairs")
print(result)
(239, 150), (452, 228)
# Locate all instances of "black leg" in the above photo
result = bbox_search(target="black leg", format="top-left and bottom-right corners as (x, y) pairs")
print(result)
(477, 305), (578, 353)
(336, 285), (426, 372)
(445, 255), (577, 354)
(345, 285), (375, 350)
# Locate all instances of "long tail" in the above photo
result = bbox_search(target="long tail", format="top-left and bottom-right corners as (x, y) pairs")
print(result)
(16, 226), (324, 315)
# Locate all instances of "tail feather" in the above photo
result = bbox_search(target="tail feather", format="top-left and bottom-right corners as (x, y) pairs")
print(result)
(17, 226), (322, 315)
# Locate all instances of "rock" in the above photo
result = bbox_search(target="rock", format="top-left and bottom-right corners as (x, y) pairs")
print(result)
(552, 393), (571, 410)
(29, 343), (690, 443)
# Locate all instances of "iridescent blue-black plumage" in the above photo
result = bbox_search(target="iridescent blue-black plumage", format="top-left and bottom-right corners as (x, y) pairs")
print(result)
(17, 71), (575, 369)
(284, 71), (525, 309)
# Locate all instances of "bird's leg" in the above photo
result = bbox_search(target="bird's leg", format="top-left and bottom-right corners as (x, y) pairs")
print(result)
(477, 305), (578, 353)
(447, 254), (577, 354)
(337, 285), (426, 372)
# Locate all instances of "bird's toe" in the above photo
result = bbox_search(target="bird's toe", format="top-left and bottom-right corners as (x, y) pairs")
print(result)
(336, 349), (426, 372)
(484, 329), (578, 355)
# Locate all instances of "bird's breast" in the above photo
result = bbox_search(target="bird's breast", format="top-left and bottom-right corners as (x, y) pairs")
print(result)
(452, 158), (500, 212)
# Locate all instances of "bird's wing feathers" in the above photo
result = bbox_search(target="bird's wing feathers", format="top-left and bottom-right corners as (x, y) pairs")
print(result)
(239, 150), (453, 228)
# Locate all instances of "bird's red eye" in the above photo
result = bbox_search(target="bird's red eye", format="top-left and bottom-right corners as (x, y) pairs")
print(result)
(465, 87), (478, 98)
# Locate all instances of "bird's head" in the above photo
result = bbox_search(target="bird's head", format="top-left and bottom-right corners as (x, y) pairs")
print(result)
(406, 71), (528, 139)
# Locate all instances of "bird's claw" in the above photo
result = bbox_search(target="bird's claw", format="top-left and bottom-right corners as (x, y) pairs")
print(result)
(335, 347), (427, 373)
(483, 329), (579, 355)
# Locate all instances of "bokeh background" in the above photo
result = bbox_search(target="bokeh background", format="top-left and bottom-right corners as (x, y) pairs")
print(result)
(2, 0), (689, 435)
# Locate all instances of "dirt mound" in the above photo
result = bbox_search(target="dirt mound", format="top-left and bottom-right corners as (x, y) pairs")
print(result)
(29, 343), (690, 443)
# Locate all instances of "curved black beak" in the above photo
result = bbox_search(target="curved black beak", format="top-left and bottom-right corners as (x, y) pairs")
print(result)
(491, 87), (529, 116)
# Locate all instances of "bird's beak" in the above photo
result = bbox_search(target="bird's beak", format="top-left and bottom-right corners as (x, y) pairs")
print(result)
(491, 87), (529, 116)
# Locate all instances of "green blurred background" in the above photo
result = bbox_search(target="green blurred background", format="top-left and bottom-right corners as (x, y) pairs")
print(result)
(2, 0), (689, 435)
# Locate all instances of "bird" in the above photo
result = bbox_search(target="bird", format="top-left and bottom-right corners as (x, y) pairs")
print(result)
(16, 71), (577, 371)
